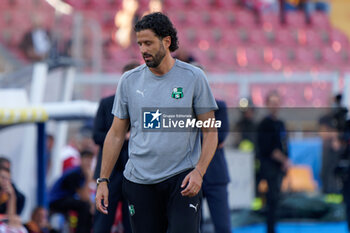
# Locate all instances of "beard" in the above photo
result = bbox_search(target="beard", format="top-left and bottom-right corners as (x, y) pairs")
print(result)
(143, 42), (166, 68)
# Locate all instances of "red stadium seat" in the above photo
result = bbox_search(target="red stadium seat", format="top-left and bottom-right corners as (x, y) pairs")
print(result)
(295, 47), (320, 67)
(261, 13), (280, 29)
(163, 0), (189, 10)
(190, 0), (214, 10)
(235, 10), (256, 28)
(216, 0), (237, 9)
(286, 11), (308, 28)
(249, 29), (270, 46)
(311, 12), (330, 29)
(302, 28), (324, 47)
(331, 28), (349, 48)
(209, 10), (233, 27)
(221, 29), (247, 48)
(321, 47), (344, 68)
(274, 27), (297, 46)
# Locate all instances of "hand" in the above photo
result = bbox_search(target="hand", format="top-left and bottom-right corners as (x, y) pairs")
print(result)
(218, 142), (225, 149)
(181, 169), (203, 197)
(95, 182), (109, 214)
(282, 159), (292, 172)
(3, 182), (15, 197)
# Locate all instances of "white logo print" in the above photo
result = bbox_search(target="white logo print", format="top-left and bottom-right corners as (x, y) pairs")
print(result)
(136, 89), (145, 97)
(189, 203), (199, 212)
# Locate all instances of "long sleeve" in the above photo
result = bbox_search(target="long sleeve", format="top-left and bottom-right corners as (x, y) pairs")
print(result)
(93, 99), (108, 146)
(216, 100), (229, 145)
(93, 96), (115, 146)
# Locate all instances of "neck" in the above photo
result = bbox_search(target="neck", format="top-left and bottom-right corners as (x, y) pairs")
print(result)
(149, 53), (175, 76)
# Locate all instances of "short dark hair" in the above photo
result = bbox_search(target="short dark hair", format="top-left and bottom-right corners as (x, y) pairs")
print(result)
(0, 157), (10, 166)
(265, 90), (280, 105)
(122, 62), (140, 72)
(134, 12), (179, 52)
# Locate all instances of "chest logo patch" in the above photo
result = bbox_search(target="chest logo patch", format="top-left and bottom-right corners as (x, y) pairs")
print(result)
(171, 87), (184, 99)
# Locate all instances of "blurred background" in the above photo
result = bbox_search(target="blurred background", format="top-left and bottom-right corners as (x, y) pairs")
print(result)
(1, 0), (350, 232)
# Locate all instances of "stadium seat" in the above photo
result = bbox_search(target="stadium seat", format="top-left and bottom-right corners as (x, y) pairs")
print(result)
(209, 10), (233, 27)
(303, 28), (324, 47)
(286, 11), (308, 28)
(221, 29), (245, 48)
(249, 29), (269, 46)
(234, 10), (256, 28)
(163, 0), (188, 9)
(274, 27), (297, 46)
(216, 0), (237, 9)
(261, 12), (280, 29)
(295, 47), (319, 67)
(321, 47), (343, 68)
(331, 28), (349, 48)
(190, 0), (214, 10)
(311, 12), (330, 29)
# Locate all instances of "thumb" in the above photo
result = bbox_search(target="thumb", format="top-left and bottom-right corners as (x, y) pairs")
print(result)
(181, 174), (190, 188)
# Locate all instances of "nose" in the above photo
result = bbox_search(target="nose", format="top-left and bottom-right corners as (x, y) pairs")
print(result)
(139, 44), (148, 55)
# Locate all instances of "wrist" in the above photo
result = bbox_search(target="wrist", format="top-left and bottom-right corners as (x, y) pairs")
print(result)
(96, 177), (110, 185)
(194, 167), (203, 179)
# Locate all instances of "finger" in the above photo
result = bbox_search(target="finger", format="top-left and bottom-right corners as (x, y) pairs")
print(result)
(181, 174), (190, 188)
(97, 197), (108, 214)
(103, 194), (109, 210)
(181, 181), (194, 196)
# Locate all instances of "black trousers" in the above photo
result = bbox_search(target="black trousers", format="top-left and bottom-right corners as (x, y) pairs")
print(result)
(122, 169), (202, 233)
(202, 183), (231, 233)
(50, 197), (92, 233)
(260, 165), (284, 233)
(93, 171), (131, 233)
(343, 175), (350, 231)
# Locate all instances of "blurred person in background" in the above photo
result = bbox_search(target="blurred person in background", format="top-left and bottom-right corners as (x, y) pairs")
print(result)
(202, 99), (231, 233)
(45, 134), (54, 176)
(234, 98), (257, 151)
(256, 91), (290, 233)
(60, 127), (98, 172)
(92, 62), (139, 233)
(96, 12), (218, 233)
(174, 48), (196, 64)
(0, 157), (25, 215)
(336, 119), (350, 232)
(24, 207), (57, 233)
(20, 15), (52, 62)
(0, 166), (27, 233)
(319, 93), (347, 194)
(49, 150), (95, 233)
(318, 117), (343, 194)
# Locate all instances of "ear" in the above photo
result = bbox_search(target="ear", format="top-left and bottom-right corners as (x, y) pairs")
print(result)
(163, 36), (171, 50)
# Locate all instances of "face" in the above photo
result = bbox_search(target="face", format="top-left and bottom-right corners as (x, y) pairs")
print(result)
(33, 208), (48, 228)
(0, 170), (11, 190)
(136, 29), (167, 68)
(266, 94), (280, 116)
(81, 156), (93, 172)
(0, 161), (10, 171)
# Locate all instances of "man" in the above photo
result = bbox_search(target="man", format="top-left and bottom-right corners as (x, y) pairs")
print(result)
(0, 157), (25, 215)
(92, 62), (139, 233)
(0, 166), (27, 233)
(25, 206), (57, 233)
(202, 100), (231, 233)
(49, 150), (94, 233)
(257, 91), (290, 233)
(96, 12), (218, 233)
